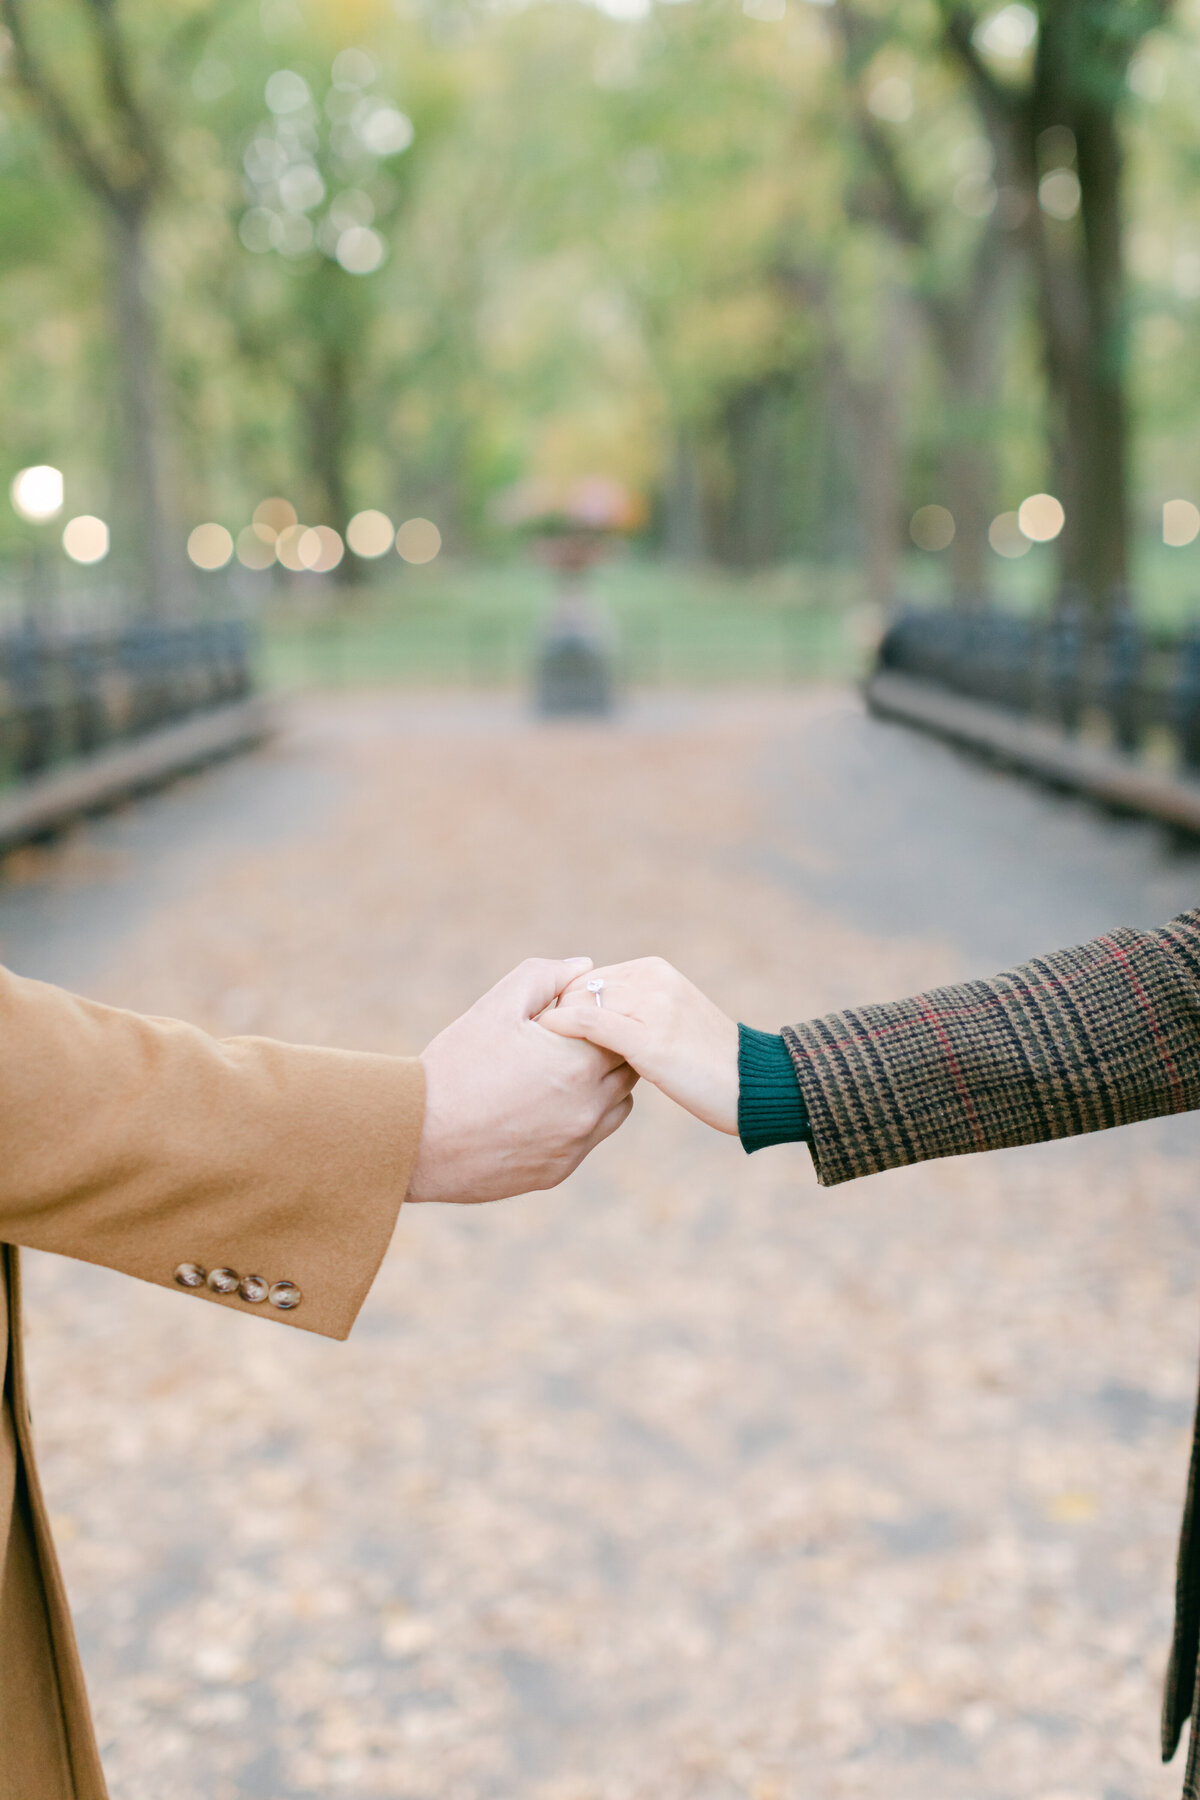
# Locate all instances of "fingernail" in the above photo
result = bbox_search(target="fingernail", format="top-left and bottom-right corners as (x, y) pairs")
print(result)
(564, 956), (591, 966)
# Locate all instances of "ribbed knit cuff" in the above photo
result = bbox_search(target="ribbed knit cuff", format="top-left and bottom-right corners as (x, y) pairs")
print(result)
(738, 1024), (811, 1155)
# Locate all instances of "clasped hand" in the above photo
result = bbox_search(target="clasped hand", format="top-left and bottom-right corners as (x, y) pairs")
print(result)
(409, 955), (737, 1205)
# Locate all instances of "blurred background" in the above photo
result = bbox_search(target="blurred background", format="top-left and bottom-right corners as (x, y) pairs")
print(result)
(6, 0), (1200, 684)
(9, 3), (1200, 1799)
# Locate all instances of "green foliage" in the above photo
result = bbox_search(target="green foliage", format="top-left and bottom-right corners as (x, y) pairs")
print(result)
(0, 0), (1199, 611)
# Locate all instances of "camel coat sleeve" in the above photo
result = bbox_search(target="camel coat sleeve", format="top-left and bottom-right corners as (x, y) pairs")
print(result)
(0, 965), (426, 1338)
(0, 965), (425, 1800)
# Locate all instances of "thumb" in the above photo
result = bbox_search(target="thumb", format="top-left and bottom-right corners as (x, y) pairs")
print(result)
(539, 1003), (646, 1066)
(500, 956), (593, 1018)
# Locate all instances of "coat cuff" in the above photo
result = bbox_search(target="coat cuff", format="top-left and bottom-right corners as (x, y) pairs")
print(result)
(0, 970), (426, 1342)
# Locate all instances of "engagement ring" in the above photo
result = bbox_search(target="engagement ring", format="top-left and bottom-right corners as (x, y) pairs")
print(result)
(586, 977), (605, 1007)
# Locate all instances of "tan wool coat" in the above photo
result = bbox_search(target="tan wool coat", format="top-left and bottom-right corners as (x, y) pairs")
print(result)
(0, 965), (425, 1800)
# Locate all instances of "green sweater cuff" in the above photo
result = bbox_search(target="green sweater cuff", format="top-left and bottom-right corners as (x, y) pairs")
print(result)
(738, 1024), (811, 1154)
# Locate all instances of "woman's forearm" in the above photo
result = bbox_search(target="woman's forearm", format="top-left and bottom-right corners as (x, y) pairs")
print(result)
(784, 907), (1200, 1186)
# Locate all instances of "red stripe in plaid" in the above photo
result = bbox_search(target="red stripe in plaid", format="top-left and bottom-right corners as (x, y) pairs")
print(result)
(917, 998), (987, 1152)
(1098, 933), (1187, 1110)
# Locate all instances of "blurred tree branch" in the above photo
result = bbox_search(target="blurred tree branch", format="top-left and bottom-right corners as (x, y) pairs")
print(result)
(0, 0), (230, 614)
(1, 0), (171, 613)
(831, 0), (1023, 604)
(937, 0), (1178, 620)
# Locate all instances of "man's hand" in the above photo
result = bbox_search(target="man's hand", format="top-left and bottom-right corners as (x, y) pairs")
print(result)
(407, 958), (637, 1204)
(539, 957), (739, 1135)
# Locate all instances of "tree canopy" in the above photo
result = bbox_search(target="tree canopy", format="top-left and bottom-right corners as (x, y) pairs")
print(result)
(0, 0), (1197, 615)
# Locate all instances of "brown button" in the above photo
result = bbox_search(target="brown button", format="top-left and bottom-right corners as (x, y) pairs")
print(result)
(174, 1262), (207, 1289)
(268, 1280), (302, 1310)
(206, 1267), (239, 1294)
(238, 1274), (269, 1304)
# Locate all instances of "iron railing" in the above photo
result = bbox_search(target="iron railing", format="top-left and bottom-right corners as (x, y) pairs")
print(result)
(0, 619), (253, 784)
(877, 608), (1200, 771)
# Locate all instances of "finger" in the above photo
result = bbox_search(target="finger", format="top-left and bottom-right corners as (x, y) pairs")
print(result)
(539, 1004), (646, 1063)
(558, 962), (635, 1003)
(602, 1060), (640, 1100)
(498, 956), (593, 1018)
(587, 1092), (635, 1149)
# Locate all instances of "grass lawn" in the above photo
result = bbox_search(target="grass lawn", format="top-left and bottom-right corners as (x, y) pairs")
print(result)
(257, 556), (874, 691)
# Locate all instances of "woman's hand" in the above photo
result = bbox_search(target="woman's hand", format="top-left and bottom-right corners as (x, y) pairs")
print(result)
(539, 957), (739, 1135)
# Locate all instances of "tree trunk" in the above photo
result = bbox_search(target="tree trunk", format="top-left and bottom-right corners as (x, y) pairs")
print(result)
(303, 342), (366, 587)
(717, 377), (793, 570)
(945, 0), (1149, 624)
(110, 202), (176, 615)
(852, 289), (905, 606)
(1024, 88), (1129, 617)
(933, 230), (1021, 607)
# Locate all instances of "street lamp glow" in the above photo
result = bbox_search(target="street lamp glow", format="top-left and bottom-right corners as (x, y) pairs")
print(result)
(187, 523), (234, 570)
(298, 525), (344, 572)
(396, 517), (442, 564)
(1164, 499), (1200, 547)
(1017, 492), (1065, 542)
(909, 505), (956, 551)
(11, 464), (64, 522)
(346, 509), (394, 557)
(988, 511), (1031, 558)
(62, 515), (110, 564)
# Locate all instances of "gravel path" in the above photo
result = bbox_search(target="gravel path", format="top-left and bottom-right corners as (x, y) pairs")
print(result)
(8, 687), (1200, 1800)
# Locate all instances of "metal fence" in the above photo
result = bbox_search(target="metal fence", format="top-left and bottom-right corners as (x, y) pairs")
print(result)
(0, 619), (253, 784)
(877, 607), (1200, 771)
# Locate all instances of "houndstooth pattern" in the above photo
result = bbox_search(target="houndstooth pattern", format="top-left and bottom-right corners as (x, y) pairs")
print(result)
(784, 905), (1200, 1789)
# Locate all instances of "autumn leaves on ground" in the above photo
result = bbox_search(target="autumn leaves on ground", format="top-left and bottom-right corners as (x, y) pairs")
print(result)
(9, 687), (1200, 1800)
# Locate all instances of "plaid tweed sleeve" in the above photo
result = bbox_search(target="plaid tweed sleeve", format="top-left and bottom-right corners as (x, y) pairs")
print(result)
(783, 907), (1200, 1187)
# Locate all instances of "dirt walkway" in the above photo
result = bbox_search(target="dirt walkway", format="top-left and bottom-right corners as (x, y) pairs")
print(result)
(9, 688), (1200, 1800)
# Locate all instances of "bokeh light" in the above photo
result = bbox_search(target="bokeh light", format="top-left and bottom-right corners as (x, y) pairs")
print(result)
(396, 517), (442, 564)
(274, 523), (310, 571)
(353, 100), (414, 157)
(976, 4), (1037, 58)
(62, 514), (109, 563)
(328, 190), (374, 231)
(336, 226), (386, 274)
(1038, 169), (1081, 220)
(1164, 498), (1200, 547)
(187, 523), (234, 570)
(909, 504), (955, 551)
(1017, 492), (1065, 541)
(299, 525), (344, 572)
(346, 509), (395, 557)
(236, 525), (277, 570)
(254, 497), (298, 533)
(867, 76), (913, 124)
(332, 47), (376, 89)
(988, 511), (1031, 558)
(279, 165), (325, 213)
(11, 464), (64, 522)
(265, 69), (310, 115)
(273, 214), (314, 257)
